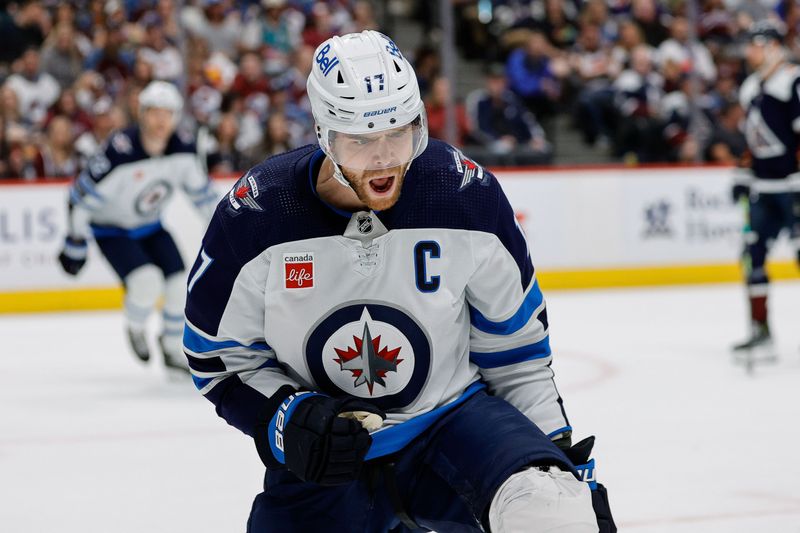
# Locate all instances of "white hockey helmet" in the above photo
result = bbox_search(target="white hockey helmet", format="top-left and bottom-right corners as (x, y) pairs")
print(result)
(138, 80), (183, 116)
(307, 30), (428, 187)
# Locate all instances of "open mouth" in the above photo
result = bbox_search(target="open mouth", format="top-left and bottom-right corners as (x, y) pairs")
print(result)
(368, 176), (395, 195)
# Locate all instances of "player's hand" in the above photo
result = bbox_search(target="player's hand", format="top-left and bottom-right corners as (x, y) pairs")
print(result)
(57, 237), (88, 276)
(562, 436), (617, 533)
(284, 395), (385, 486)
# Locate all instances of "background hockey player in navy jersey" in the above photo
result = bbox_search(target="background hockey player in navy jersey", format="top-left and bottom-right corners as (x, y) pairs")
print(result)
(58, 81), (217, 372)
(184, 31), (615, 532)
(732, 21), (800, 364)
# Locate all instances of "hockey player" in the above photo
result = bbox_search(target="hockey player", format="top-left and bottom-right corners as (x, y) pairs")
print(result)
(733, 21), (800, 361)
(58, 81), (218, 371)
(184, 31), (615, 532)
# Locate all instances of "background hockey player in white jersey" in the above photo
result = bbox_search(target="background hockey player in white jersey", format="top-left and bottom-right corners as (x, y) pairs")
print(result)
(733, 21), (800, 365)
(184, 31), (615, 532)
(58, 81), (217, 371)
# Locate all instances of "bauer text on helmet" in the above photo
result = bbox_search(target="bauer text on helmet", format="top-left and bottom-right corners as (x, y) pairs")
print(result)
(307, 30), (428, 187)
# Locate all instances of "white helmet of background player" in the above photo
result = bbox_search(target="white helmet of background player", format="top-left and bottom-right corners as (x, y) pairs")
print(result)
(306, 30), (428, 188)
(138, 80), (183, 118)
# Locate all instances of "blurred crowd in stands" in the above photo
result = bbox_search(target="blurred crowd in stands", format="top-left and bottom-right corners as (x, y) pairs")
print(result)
(442, 0), (779, 165)
(0, 0), (789, 179)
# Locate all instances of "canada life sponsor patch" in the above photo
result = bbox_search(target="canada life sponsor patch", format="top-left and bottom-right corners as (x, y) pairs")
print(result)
(284, 252), (314, 289)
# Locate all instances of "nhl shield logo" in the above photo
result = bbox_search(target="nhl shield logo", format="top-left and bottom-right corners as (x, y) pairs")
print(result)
(305, 303), (431, 409)
(357, 214), (373, 234)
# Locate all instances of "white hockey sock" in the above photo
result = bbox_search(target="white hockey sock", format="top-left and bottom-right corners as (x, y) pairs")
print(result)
(489, 466), (597, 533)
(123, 265), (163, 331)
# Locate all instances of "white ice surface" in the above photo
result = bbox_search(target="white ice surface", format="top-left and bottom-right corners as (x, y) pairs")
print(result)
(1, 282), (800, 532)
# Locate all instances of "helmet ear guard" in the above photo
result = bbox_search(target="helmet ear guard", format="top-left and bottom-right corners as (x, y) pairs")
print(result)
(307, 30), (429, 188)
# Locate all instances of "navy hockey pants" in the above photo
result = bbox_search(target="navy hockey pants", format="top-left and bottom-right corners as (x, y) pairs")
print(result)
(95, 227), (185, 281)
(743, 192), (800, 287)
(247, 390), (574, 533)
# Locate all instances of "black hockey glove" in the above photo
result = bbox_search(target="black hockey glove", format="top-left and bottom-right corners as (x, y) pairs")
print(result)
(562, 436), (617, 533)
(256, 389), (385, 486)
(732, 183), (751, 203)
(58, 237), (88, 276)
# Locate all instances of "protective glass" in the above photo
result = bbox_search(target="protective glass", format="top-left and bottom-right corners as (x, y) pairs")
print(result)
(328, 116), (425, 173)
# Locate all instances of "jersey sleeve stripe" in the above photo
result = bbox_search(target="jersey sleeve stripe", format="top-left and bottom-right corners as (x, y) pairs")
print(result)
(469, 279), (544, 335)
(547, 425), (573, 439)
(183, 324), (271, 354)
(186, 353), (227, 373)
(191, 374), (215, 391)
(469, 336), (551, 368)
(76, 173), (103, 199)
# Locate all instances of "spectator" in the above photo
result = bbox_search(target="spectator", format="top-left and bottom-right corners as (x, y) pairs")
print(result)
(139, 13), (184, 83)
(0, 82), (35, 144)
(657, 16), (717, 86)
(155, 0), (182, 43)
(75, 97), (121, 163)
(259, 0), (302, 57)
(206, 112), (248, 173)
(506, 30), (563, 122)
(257, 111), (292, 158)
(84, 21), (136, 94)
(181, 0), (244, 59)
(571, 23), (616, 147)
(74, 70), (107, 113)
(0, 0), (49, 65)
(468, 65), (551, 165)
(612, 44), (665, 162)
(350, 0), (380, 33)
(38, 114), (80, 178)
(4, 47), (60, 127)
(413, 46), (440, 99)
(609, 19), (650, 77)
(425, 76), (472, 147)
(540, 0), (580, 49)
(0, 117), (11, 178)
(580, 0), (618, 46)
(705, 102), (746, 164)
(45, 89), (94, 139)
(302, 2), (337, 49)
(230, 51), (271, 99)
(631, 0), (670, 47)
(40, 23), (85, 89)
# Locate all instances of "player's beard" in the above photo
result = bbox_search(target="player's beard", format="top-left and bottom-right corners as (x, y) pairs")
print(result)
(342, 163), (408, 211)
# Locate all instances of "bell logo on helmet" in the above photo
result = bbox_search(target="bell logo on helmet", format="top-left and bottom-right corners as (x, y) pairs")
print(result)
(315, 43), (339, 77)
(364, 106), (397, 118)
(385, 38), (403, 60)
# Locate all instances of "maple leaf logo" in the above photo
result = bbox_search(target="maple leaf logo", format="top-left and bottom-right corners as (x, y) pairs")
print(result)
(235, 185), (250, 199)
(334, 322), (402, 395)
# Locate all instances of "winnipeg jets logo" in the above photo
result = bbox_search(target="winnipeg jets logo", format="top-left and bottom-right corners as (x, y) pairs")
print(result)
(452, 148), (490, 191)
(308, 304), (429, 407)
(335, 320), (403, 394)
(227, 172), (263, 215)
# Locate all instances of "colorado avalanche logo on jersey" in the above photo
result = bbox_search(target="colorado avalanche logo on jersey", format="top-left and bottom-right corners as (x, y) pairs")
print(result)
(305, 303), (431, 409)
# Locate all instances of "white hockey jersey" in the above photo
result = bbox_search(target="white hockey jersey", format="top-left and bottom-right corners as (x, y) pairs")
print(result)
(68, 126), (217, 239)
(184, 141), (570, 463)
